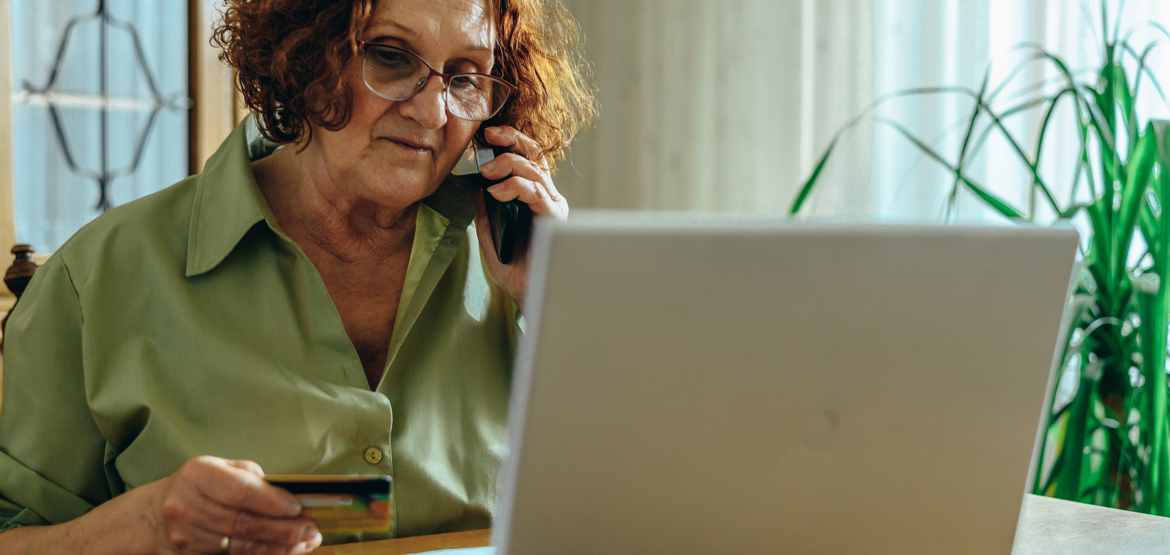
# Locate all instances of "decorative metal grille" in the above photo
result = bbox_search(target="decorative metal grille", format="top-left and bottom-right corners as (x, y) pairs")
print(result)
(18, 0), (189, 212)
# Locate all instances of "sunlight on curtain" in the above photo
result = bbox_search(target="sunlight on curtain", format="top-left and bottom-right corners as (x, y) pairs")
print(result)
(555, 0), (808, 213)
(781, 0), (1170, 222)
(558, 0), (1170, 222)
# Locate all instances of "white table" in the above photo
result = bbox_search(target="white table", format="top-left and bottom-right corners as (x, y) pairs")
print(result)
(1014, 494), (1170, 553)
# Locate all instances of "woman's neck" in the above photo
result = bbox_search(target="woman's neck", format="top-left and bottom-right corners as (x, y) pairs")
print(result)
(251, 146), (418, 268)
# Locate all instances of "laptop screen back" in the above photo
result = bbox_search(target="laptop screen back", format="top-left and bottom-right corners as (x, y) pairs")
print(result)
(495, 214), (1078, 555)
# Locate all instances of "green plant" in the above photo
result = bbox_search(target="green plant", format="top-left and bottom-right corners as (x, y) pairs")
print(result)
(790, 1), (1170, 513)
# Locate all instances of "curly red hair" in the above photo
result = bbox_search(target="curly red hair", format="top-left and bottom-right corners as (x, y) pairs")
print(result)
(213, 0), (597, 170)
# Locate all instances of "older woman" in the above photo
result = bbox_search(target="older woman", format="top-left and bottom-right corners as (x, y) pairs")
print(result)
(0, 0), (594, 552)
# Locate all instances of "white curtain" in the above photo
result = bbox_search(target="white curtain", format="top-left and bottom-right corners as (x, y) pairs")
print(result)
(557, 0), (1170, 222)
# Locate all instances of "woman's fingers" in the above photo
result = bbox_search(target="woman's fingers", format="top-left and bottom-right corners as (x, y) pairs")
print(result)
(159, 491), (318, 554)
(184, 487), (319, 546)
(480, 126), (566, 220)
(157, 515), (236, 553)
(483, 125), (545, 165)
(479, 153), (540, 182)
(486, 177), (565, 218)
(160, 518), (319, 555)
(158, 456), (319, 554)
(188, 457), (301, 518)
(480, 154), (567, 219)
(223, 459), (266, 478)
(470, 126), (563, 307)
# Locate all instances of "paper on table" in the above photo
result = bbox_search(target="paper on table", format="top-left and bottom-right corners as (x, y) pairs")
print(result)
(418, 548), (495, 555)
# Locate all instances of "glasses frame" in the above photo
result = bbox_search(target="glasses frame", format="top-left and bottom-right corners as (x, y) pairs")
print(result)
(357, 41), (517, 122)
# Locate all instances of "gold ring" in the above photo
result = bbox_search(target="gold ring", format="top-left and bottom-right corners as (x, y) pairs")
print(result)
(220, 536), (231, 551)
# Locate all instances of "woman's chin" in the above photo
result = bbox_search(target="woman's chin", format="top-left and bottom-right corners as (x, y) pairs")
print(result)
(360, 168), (441, 207)
(355, 143), (459, 206)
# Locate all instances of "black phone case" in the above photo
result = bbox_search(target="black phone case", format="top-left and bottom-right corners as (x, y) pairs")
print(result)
(267, 477), (391, 495)
(475, 130), (533, 264)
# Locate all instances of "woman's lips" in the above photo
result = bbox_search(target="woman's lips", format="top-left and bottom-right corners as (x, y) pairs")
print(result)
(384, 137), (434, 154)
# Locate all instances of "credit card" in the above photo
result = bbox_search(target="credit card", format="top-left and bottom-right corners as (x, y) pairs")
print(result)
(265, 475), (392, 533)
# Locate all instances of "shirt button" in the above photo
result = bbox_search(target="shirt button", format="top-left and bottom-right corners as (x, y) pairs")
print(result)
(364, 447), (383, 465)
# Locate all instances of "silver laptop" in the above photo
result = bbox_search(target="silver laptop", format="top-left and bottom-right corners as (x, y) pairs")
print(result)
(492, 212), (1078, 555)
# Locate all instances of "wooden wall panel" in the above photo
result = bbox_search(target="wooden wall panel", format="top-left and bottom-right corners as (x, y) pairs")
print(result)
(190, 0), (242, 174)
(0, 0), (16, 262)
(0, 0), (10, 406)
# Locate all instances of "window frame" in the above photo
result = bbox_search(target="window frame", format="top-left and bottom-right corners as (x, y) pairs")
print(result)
(0, 0), (241, 361)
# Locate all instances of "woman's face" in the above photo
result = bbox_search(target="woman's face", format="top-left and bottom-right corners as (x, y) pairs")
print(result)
(307, 0), (494, 209)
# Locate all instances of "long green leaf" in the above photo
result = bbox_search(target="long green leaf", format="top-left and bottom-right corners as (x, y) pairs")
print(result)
(1145, 120), (1170, 514)
(1021, 43), (1117, 154)
(789, 85), (983, 215)
(1112, 124), (1158, 294)
(789, 133), (841, 215)
(1140, 202), (1159, 252)
(1110, 61), (1139, 160)
(1085, 202), (1113, 286)
(911, 84), (1066, 218)
(947, 69), (996, 220)
(947, 126), (984, 220)
(1034, 290), (1098, 494)
(966, 96), (1062, 174)
(1154, 21), (1170, 42)
(1054, 360), (1095, 501)
(975, 99), (1060, 212)
(1094, 63), (1122, 202)
(1136, 283), (1170, 515)
(1123, 41), (1168, 107)
(960, 95), (1060, 215)
(987, 52), (1043, 102)
(873, 116), (1026, 220)
(1036, 88), (1078, 164)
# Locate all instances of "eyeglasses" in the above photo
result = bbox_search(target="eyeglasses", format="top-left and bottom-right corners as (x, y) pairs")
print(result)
(357, 41), (516, 122)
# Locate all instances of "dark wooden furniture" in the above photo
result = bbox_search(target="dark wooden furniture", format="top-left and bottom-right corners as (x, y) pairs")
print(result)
(1, 244), (39, 350)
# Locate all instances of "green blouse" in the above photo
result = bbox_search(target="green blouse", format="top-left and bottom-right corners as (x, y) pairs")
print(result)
(0, 119), (519, 544)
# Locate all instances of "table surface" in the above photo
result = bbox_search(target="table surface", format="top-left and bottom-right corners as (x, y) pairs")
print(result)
(316, 494), (1170, 555)
(316, 529), (490, 555)
(1012, 494), (1170, 554)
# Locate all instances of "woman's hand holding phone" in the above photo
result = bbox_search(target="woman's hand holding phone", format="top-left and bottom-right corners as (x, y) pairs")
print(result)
(470, 125), (569, 312)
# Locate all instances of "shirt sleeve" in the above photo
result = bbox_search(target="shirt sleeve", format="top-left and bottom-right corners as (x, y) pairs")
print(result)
(0, 254), (110, 532)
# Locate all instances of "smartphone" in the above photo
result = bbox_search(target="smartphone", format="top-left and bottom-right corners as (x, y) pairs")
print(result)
(472, 129), (533, 264)
(265, 475), (392, 533)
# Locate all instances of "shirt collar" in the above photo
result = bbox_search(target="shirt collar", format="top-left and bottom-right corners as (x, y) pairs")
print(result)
(186, 116), (480, 277)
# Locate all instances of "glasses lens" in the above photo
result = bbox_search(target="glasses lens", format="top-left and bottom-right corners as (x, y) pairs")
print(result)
(363, 46), (428, 100)
(448, 75), (513, 121)
(363, 45), (514, 122)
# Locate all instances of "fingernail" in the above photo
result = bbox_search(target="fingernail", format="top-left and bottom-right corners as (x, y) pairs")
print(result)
(480, 159), (497, 173)
(487, 185), (502, 194)
(303, 527), (321, 542)
(486, 126), (501, 136)
(313, 532), (323, 545)
(287, 500), (303, 516)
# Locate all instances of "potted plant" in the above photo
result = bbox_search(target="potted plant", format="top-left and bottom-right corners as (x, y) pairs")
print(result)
(791, 1), (1170, 514)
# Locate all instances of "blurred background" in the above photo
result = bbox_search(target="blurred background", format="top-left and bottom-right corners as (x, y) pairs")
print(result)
(555, 0), (1170, 223)
(0, 0), (1168, 253)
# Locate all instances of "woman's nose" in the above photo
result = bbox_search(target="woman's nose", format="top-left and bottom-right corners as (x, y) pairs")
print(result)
(397, 75), (449, 130)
